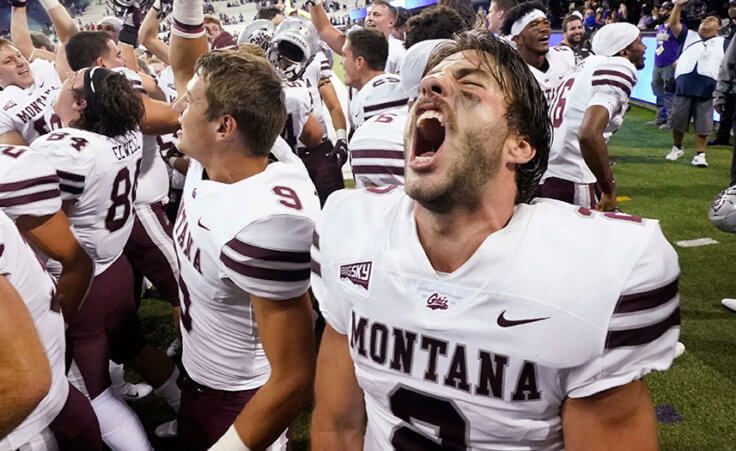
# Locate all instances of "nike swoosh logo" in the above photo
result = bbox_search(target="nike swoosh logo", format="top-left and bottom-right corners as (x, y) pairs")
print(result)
(197, 218), (210, 230)
(497, 310), (550, 328)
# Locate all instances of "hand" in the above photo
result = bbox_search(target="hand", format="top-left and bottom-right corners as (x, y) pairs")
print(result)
(595, 192), (618, 212)
(673, 0), (688, 6)
(329, 139), (348, 167)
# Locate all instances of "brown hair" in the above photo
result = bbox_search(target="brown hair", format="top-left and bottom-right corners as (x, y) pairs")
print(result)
(346, 27), (388, 71)
(0, 38), (14, 51)
(204, 14), (221, 26)
(562, 14), (583, 32)
(371, 0), (397, 19)
(71, 71), (144, 137)
(194, 50), (286, 157)
(426, 31), (551, 203)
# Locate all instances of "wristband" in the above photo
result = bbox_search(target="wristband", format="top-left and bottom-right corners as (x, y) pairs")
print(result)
(208, 425), (250, 451)
(336, 128), (347, 142)
(599, 174), (615, 194)
(11, 0), (27, 8)
(39, 0), (61, 10)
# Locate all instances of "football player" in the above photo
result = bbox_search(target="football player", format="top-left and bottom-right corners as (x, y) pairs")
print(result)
(311, 31), (679, 449)
(0, 0), (78, 145)
(0, 207), (102, 450)
(170, 49), (319, 450)
(501, 2), (575, 104)
(342, 27), (409, 130)
(539, 23), (645, 212)
(31, 67), (180, 450)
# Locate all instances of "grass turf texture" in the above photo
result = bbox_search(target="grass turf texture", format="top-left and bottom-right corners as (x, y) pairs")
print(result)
(129, 105), (736, 449)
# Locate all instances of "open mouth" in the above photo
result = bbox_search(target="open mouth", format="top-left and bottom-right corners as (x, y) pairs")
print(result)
(410, 106), (446, 170)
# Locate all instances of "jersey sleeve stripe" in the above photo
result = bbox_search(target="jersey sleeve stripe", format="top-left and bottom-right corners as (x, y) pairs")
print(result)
(312, 230), (320, 250)
(0, 175), (59, 192)
(59, 184), (84, 194)
(352, 165), (404, 175)
(364, 98), (409, 113)
(593, 69), (635, 85)
(352, 149), (405, 159)
(220, 252), (311, 282)
(310, 260), (321, 277)
(56, 170), (85, 183)
(0, 189), (61, 207)
(591, 79), (632, 97)
(605, 307), (680, 349)
(614, 278), (678, 314)
(224, 238), (310, 263)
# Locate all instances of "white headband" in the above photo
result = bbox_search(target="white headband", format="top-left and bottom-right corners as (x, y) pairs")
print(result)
(509, 9), (546, 39)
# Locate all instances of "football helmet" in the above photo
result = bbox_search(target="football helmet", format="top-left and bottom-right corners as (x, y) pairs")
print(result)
(709, 186), (736, 233)
(238, 19), (276, 51)
(267, 17), (321, 81)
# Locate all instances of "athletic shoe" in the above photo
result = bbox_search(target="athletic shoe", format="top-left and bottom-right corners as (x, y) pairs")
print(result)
(665, 146), (684, 161)
(721, 298), (736, 312)
(114, 382), (153, 401)
(674, 342), (685, 359)
(166, 337), (182, 358)
(691, 153), (708, 167)
(645, 119), (664, 126)
(659, 123), (671, 130)
(155, 419), (178, 438)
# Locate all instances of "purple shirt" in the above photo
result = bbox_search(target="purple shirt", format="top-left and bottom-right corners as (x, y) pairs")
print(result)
(655, 23), (681, 67)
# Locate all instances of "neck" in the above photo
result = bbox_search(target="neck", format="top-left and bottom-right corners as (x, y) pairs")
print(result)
(517, 45), (546, 70)
(199, 144), (269, 184)
(413, 171), (518, 273)
(356, 69), (385, 90)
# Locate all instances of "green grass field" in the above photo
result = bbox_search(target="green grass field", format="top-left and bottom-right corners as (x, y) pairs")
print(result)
(130, 105), (736, 450)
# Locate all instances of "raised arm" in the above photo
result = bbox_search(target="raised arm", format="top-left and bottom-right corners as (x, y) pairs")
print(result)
(309, 2), (347, 55)
(10, 6), (34, 60)
(668, 0), (687, 39)
(0, 275), (52, 438)
(169, 0), (209, 95)
(43, 0), (79, 44)
(140, 7), (171, 64)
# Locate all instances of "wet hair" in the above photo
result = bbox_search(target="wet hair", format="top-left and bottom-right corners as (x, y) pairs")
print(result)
(500, 1), (547, 36)
(66, 31), (113, 71)
(346, 27), (388, 71)
(194, 50), (286, 157)
(71, 69), (144, 137)
(404, 6), (466, 49)
(425, 31), (551, 203)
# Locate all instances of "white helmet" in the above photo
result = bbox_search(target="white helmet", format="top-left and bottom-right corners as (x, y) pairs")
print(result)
(267, 17), (320, 81)
(238, 19), (275, 52)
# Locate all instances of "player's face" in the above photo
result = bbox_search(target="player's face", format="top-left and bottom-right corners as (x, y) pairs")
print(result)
(698, 15), (721, 38)
(404, 50), (510, 212)
(486, 2), (503, 34)
(0, 45), (34, 89)
(564, 19), (584, 45)
(624, 35), (646, 70)
(53, 69), (86, 126)
(366, 4), (394, 36)
(340, 40), (360, 89)
(517, 18), (551, 55)
(205, 22), (221, 41)
(97, 22), (119, 42)
(100, 39), (125, 68)
(173, 74), (212, 159)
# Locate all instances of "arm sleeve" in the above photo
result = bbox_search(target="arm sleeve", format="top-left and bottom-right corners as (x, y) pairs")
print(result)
(563, 222), (681, 399)
(30, 136), (91, 202)
(319, 53), (333, 80)
(588, 62), (635, 117)
(0, 149), (61, 221)
(219, 214), (315, 301)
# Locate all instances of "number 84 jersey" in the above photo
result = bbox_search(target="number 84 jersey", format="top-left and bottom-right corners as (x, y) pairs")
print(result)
(312, 188), (680, 450)
(31, 128), (143, 275)
(174, 139), (320, 391)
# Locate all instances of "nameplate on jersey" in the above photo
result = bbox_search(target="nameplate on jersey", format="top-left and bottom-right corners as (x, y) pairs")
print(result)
(339, 261), (373, 297)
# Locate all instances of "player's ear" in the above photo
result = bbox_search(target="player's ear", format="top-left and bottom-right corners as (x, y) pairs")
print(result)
(216, 114), (238, 141)
(94, 56), (105, 68)
(73, 97), (87, 112)
(503, 133), (535, 165)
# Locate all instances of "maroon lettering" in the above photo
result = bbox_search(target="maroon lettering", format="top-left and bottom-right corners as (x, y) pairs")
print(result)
(350, 311), (368, 357)
(511, 361), (541, 401)
(421, 336), (448, 383)
(476, 351), (508, 398)
(389, 328), (417, 374)
(444, 345), (470, 392)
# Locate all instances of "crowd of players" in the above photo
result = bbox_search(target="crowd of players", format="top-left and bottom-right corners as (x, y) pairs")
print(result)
(5, 0), (732, 448)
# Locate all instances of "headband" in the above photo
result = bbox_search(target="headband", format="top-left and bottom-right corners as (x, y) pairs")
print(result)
(509, 9), (546, 39)
(83, 67), (114, 120)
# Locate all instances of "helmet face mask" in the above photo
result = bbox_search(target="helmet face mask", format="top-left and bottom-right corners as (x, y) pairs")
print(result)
(267, 17), (320, 81)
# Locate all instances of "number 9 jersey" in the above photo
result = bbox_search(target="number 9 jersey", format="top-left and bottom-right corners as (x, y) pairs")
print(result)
(31, 128), (143, 275)
(173, 137), (320, 391)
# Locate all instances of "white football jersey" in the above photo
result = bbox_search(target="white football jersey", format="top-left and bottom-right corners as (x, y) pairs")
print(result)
(31, 128), (143, 275)
(0, 145), (61, 220)
(542, 55), (637, 185)
(175, 137), (320, 391)
(385, 35), (407, 75)
(0, 59), (62, 144)
(529, 46), (576, 104)
(349, 110), (407, 188)
(156, 65), (178, 103)
(282, 80), (313, 153)
(350, 73), (408, 129)
(312, 188), (680, 450)
(0, 210), (68, 451)
(301, 52), (331, 135)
